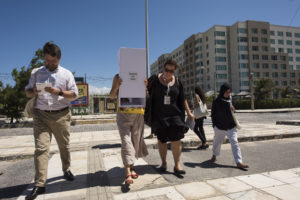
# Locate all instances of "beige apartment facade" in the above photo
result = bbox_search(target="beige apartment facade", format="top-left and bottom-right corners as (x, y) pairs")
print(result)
(150, 20), (300, 99)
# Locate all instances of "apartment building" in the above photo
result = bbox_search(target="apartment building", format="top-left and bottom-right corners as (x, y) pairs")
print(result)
(150, 20), (300, 98)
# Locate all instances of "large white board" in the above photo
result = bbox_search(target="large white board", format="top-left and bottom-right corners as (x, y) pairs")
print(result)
(118, 47), (146, 107)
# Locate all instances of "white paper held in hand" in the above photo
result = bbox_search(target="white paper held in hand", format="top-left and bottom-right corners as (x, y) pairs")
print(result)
(36, 82), (52, 94)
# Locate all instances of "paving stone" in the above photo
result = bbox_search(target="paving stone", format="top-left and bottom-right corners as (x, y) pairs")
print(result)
(201, 196), (232, 200)
(263, 170), (300, 184)
(261, 184), (300, 200)
(175, 182), (221, 199)
(236, 174), (284, 188)
(206, 177), (252, 194)
(227, 189), (279, 200)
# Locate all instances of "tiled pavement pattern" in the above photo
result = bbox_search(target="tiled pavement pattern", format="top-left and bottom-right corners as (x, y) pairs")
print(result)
(16, 147), (300, 200)
(4, 121), (298, 199)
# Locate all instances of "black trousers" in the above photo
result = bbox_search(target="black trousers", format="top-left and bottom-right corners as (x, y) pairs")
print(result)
(193, 118), (207, 143)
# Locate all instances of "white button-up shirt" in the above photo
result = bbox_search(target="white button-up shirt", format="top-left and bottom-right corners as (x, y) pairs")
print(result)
(25, 65), (78, 111)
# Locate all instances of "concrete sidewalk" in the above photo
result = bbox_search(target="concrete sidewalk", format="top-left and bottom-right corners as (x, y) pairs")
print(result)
(11, 123), (300, 200)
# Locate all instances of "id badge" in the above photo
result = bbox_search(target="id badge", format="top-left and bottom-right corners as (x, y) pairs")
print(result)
(164, 95), (171, 105)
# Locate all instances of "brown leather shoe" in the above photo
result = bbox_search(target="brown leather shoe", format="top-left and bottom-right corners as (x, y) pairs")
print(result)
(237, 162), (249, 169)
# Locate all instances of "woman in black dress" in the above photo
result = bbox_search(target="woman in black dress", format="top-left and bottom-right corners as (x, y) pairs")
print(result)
(148, 59), (188, 175)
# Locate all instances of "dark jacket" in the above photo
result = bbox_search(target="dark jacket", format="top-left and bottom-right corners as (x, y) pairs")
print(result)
(211, 83), (236, 130)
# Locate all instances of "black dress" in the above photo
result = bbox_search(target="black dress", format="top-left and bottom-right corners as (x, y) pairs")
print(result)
(150, 75), (188, 143)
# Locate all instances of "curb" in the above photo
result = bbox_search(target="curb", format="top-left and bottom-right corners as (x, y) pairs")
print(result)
(2, 131), (300, 161)
(276, 121), (300, 126)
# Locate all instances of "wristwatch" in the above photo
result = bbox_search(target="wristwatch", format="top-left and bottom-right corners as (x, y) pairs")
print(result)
(58, 89), (63, 96)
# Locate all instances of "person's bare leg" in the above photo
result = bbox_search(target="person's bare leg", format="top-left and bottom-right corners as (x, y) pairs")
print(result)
(210, 155), (216, 162)
(158, 140), (167, 168)
(171, 140), (182, 170)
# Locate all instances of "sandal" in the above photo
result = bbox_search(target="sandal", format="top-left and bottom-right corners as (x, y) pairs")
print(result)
(130, 168), (139, 179)
(125, 175), (133, 184)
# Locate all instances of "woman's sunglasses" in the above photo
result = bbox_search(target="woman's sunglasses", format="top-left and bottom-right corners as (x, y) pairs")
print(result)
(164, 68), (175, 73)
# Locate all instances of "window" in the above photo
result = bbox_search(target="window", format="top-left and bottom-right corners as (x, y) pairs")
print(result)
(216, 65), (227, 70)
(281, 81), (287, 86)
(270, 39), (275, 44)
(215, 40), (226, 45)
(295, 33), (300, 38)
(281, 73), (287, 78)
(289, 57), (293, 61)
(217, 74), (227, 79)
(238, 46), (248, 51)
(271, 55), (277, 60)
(295, 41), (300, 46)
(206, 36), (208, 41)
(280, 64), (287, 69)
(262, 55), (268, 60)
(261, 38), (268, 43)
(252, 28), (258, 34)
(262, 63), (269, 69)
(296, 57), (300, 62)
(262, 46), (268, 52)
(287, 48), (293, 53)
(272, 64), (278, 69)
(214, 31), (225, 36)
(271, 48), (275, 52)
(272, 72), (278, 78)
(252, 37), (258, 42)
(238, 37), (248, 42)
(215, 48), (226, 53)
(263, 72), (269, 77)
(196, 38), (202, 43)
(239, 54), (248, 60)
(280, 56), (286, 61)
(240, 81), (249, 86)
(270, 31), (275, 36)
(297, 65), (300, 70)
(206, 52), (209, 57)
(252, 46), (259, 51)
(278, 48), (284, 52)
(253, 63), (260, 69)
(239, 63), (249, 69)
(253, 55), (259, 60)
(238, 28), (247, 34)
(290, 73), (295, 78)
(286, 40), (292, 45)
(215, 57), (227, 62)
(261, 29), (267, 34)
(286, 32), (292, 37)
(240, 72), (248, 77)
(277, 31), (283, 36)
(289, 65), (293, 70)
(254, 72), (260, 77)
(278, 39), (284, 45)
(296, 49), (300, 54)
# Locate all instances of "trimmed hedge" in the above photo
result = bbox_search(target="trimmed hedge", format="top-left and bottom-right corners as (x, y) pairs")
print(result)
(234, 98), (300, 109)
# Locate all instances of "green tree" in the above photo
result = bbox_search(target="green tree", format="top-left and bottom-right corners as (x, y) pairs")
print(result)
(0, 49), (44, 123)
(254, 78), (275, 100)
(281, 86), (294, 98)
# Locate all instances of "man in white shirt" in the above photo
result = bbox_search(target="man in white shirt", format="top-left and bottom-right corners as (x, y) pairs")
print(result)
(25, 42), (78, 200)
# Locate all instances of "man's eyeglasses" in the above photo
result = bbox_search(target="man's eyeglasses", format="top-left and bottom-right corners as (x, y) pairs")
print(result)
(164, 68), (175, 74)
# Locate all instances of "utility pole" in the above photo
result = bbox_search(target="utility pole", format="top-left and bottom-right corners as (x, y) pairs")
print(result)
(249, 72), (255, 110)
(145, 0), (149, 78)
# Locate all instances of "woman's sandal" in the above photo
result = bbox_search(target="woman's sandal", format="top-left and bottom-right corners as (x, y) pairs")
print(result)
(130, 168), (139, 179)
(125, 175), (133, 184)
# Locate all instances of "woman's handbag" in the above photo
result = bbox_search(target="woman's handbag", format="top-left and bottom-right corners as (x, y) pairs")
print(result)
(24, 70), (38, 118)
(231, 111), (242, 129)
(194, 99), (209, 119)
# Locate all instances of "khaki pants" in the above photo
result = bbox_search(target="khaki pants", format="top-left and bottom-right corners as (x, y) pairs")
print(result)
(33, 108), (71, 187)
(117, 112), (148, 167)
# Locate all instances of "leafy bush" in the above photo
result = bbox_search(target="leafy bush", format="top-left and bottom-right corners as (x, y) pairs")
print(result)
(234, 98), (300, 109)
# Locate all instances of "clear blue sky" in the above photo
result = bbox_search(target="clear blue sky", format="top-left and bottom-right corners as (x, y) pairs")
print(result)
(1, 0), (300, 88)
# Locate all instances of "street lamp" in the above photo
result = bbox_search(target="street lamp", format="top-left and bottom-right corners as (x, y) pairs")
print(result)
(249, 72), (255, 110)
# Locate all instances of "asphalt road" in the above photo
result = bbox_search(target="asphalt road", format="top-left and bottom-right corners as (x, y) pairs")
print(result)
(144, 137), (300, 184)
(0, 111), (300, 136)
